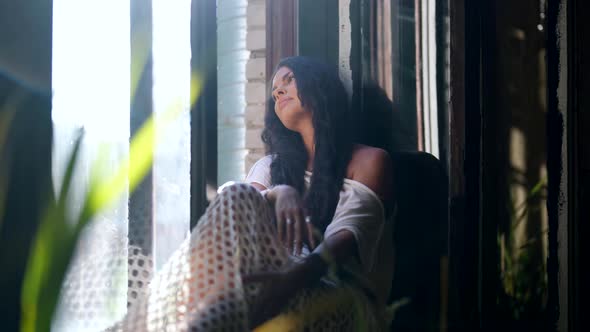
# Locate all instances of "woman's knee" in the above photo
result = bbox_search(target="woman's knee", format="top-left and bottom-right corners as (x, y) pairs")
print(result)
(216, 182), (265, 206)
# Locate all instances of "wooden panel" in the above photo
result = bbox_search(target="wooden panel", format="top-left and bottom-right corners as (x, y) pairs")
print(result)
(570, 0), (588, 329)
(298, 0), (338, 66)
(447, 0), (481, 329)
(391, 0), (419, 150)
(190, 0), (217, 228)
(265, 0), (298, 83)
(545, 0), (566, 329)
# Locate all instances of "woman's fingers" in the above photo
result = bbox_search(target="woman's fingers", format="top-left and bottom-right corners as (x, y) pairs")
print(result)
(285, 214), (293, 251)
(272, 186), (312, 254)
(276, 211), (285, 245)
(305, 216), (317, 250)
(283, 208), (307, 255)
(294, 211), (304, 255)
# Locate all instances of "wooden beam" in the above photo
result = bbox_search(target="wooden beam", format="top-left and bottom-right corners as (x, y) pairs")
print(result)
(265, 0), (298, 83)
(568, 0), (587, 329)
(190, 0), (217, 228)
(447, 0), (481, 329)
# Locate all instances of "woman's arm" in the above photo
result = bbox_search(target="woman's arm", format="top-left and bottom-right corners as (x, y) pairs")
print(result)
(289, 229), (357, 286)
(243, 148), (393, 326)
(249, 182), (267, 191)
(292, 147), (393, 285)
(242, 229), (357, 328)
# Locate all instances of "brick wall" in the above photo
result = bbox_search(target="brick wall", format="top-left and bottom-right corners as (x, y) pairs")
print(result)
(217, 0), (248, 184)
(244, 0), (267, 174)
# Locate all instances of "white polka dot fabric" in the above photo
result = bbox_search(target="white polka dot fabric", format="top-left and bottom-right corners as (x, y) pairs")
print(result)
(58, 183), (383, 331)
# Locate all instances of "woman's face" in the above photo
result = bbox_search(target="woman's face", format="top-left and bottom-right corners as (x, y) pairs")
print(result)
(271, 66), (308, 130)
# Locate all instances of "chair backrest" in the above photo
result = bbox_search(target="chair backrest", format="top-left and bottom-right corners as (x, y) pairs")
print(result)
(388, 151), (448, 331)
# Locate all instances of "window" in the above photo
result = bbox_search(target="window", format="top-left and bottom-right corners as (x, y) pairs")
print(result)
(51, 0), (191, 329)
(52, 1), (130, 328)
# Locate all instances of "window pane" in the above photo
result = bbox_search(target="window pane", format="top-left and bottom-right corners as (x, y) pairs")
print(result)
(51, 0), (130, 330)
(493, 0), (549, 322)
(152, 0), (191, 271)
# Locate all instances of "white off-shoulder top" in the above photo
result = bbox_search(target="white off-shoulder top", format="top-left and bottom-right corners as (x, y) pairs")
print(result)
(245, 155), (394, 306)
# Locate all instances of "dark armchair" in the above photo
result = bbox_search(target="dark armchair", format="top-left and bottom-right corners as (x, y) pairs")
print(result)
(388, 151), (449, 331)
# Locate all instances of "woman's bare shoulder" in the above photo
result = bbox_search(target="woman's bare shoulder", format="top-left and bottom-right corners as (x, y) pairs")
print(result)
(347, 144), (393, 201)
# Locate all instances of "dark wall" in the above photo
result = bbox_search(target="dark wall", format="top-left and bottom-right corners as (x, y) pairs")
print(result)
(0, 1), (53, 331)
(571, 0), (589, 329)
(0, 1), (53, 92)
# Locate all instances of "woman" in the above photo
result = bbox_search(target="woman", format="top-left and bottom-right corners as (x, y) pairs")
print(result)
(110, 56), (394, 331)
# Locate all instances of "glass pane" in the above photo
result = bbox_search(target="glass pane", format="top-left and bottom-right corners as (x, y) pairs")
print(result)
(493, 0), (549, 323)
(152, 0), (191, 271)
(51, 0), (130, 330)
(393, 0), (418, 151)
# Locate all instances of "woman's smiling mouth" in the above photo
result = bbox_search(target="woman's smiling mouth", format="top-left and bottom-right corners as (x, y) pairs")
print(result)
(278, 97), (292, 110)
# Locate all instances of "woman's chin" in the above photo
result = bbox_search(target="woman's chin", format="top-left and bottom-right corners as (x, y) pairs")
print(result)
(277, 108), (310, 132)
(283, 123), (298, 132)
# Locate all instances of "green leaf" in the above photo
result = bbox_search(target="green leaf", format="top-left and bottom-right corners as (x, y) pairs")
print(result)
(20, 71), (205, 331)
(20, 130), (84, 332)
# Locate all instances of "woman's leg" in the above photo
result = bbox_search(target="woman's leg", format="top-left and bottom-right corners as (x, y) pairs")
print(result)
(111, 183), (290, 331)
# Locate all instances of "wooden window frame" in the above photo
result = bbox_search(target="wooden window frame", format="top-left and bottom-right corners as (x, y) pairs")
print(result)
(190, 0), (217, 228)
(266, 0), (298, 83)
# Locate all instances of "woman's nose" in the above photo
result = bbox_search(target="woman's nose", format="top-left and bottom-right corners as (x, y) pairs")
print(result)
(273, 88), (286, 100)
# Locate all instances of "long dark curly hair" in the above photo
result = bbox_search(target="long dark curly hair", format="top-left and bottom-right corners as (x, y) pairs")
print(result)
(261, 56), (354, 233)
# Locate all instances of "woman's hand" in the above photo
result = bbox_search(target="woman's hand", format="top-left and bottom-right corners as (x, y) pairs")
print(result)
(266, 185), (317, 254)
(242, 254), (326, 329)
(241, 267), (302, 328)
